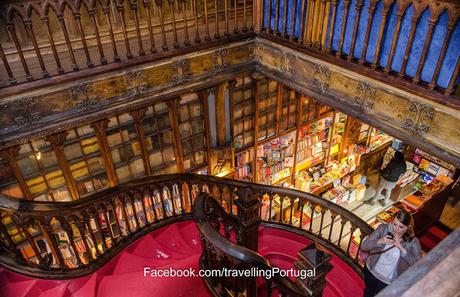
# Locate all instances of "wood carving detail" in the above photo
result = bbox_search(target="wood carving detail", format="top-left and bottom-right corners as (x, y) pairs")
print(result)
(250, 43), (264, 62)
(403, 102), (435, 135)
(171, 58), (192, 85)
(354, 81), (375, 111)
(125, 70), (147, 98)
(280, 53), (294, 75)
(71, 83), (100, 112)
(313, 64), (331, 94)
(211, 48), (229, 73)
(2, 97), (41, 130)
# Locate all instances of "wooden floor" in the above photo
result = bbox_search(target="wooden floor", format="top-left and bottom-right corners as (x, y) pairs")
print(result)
(440, 197), (460, 230)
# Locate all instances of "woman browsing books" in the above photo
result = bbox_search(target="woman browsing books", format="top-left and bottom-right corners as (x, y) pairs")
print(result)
(361, 210), (422, 297)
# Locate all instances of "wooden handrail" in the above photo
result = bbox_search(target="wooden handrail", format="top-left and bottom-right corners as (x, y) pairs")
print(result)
(0, 173), (372, 280)
(193, 192), (307, 296)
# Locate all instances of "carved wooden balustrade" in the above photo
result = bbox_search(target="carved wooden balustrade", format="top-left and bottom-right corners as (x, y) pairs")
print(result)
(258, 0), (460, 97)
(0, 173), (372, 281)
(0, 0), (254, 87)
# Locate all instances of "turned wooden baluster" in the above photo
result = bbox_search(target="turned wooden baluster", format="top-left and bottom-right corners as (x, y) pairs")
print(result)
(6, 22), (32, 80)
(289, 0), (296, 41)
(371, 0), (395, 69)
(214, 0), (221, 38)
(99, 204), (116, 245)
(41, 15), (64, 73)
(133, 191), (149, 226)
(180, 0), (191, 45)
(15, 219), (46, 267)
(309, 203), (316, 232)
(337, 217), (346, 246)
(354, 232), (365, 261)
(328, 212), (338, 241)
(297, 0), (307, 43)
(304, 0), (316, 46)
(61, 219), (84, 267)
(384, 1), (410, 74)
(102, 3), (121, 62)
(112, 198), (129, 236)
(234, 0), (239, 33)
(40, 219), (66, 268)
(399, 5), (425, 78)
(57, 11), (79, 71)
(192, 0), (201, 43)
(142, 0), (158, 53)
(89, 209), (108, 252)
(224, 0), (230, 35)
(346, 224), (358, 254)
(325, 0), (338, 51)
(318, 208), (327, 237)
(429, 17), (457, 89)
(203, 0), (211, 40)
(274, 0), (280, 34)
(167, 0), (180, 48)
(116, 1), (134, 59)
(413, 15), (440, 83)
(74, 219), (96, 262)
(282, 0), (288, 36)
(347, 0), (364, 61)
(83, 211), (102, 256)
(267, 0), (272, 32)
(23, 18), (49, 77)
(336, 0), (351, 57)
(154, 0), (169, 50)
(130, 0), (146, 56)
(359, 0), (379, 64)
(123, 194), (138, 231)
(87, 5), (107, 64)
(445, 56), (460, 96)
(0, 221), (25, 263)
(242, 0), (248, 32)
(73, 9), (94, 67)
(0, 42), (16, 84)
(316, 0), (328, 48)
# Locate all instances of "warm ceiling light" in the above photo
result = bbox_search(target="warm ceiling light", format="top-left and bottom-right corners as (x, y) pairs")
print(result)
(36, 152), (41, 160)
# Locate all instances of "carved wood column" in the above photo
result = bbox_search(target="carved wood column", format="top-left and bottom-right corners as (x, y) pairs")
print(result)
(200, 90), (213, 174)
(130, 108), (151, 176)
(0, 146), (32, 200)
(166, 98), (185, 173)
(46, 132), (79, 200)
(252, 74), (264, 183)
(275, 83), (283, 135)
(91, 119), (118, 186)
(291, 93), (304, 184)
(215, 83), (228, 147)
(228, 79), (237, 174)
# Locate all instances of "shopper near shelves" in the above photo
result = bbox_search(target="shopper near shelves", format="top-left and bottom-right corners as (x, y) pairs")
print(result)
(366, 151), (407, 206)
(361, 210), (422, 297)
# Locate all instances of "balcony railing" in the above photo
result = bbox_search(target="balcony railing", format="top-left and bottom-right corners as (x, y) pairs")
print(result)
(0, 173), (372, 279)
(0, 0), (254, 88)
(1, 0), (458, 98)
(259, 0), (460, 96)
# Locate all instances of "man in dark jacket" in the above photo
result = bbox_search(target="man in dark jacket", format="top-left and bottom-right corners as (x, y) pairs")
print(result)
(366, 151), (407, 206)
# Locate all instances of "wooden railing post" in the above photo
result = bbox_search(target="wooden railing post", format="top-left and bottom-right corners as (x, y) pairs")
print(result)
(294, 243), (333, 297)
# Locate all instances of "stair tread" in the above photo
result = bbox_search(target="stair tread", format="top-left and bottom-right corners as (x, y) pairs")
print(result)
(70, 274), (98, 297)
(38, 283), (68, 297)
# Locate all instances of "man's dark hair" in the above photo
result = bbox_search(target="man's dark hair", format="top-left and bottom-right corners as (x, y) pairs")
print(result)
(394, 151), (405, 162)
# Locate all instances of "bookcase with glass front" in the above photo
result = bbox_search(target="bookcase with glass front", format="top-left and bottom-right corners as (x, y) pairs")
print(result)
(106, 113), (146, 183)
(142, 102), (178, 175)
(177, 94), (208, 172)
(231, 76), (256, 181)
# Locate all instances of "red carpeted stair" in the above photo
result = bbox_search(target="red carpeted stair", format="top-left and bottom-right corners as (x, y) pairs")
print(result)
(419, 223), (451, 252)
(0, 221), (364, 297)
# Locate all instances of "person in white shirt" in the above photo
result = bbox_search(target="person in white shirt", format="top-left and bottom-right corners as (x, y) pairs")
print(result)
(361, 210), (422, 297)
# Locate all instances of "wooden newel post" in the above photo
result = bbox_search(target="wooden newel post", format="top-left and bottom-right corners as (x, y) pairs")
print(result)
(295, 243), (333, 297)
(234, 187), (261, 297)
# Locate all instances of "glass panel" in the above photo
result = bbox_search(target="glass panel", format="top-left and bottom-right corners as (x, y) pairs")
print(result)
(149, 151), (163, 168)
(64, 143), (83, 160)
(1, 184), (23, 199)
(17, 157), (39, 176)
(162, 147), (175, 163)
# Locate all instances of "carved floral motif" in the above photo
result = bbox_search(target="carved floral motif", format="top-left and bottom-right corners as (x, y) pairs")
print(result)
(313, 64), (331, 94)
(211, 48), (229, 73)
(71, 83), (101, 112)
(403, 102), (435, 135)
(125, 70), (147, 97)
(353, 81), (376, 111)
(171, 58), (192, 85)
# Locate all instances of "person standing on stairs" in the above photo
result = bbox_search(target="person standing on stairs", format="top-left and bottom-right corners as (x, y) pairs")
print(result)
(361, 210), (422, 297)
(366, 151), (407, 206)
